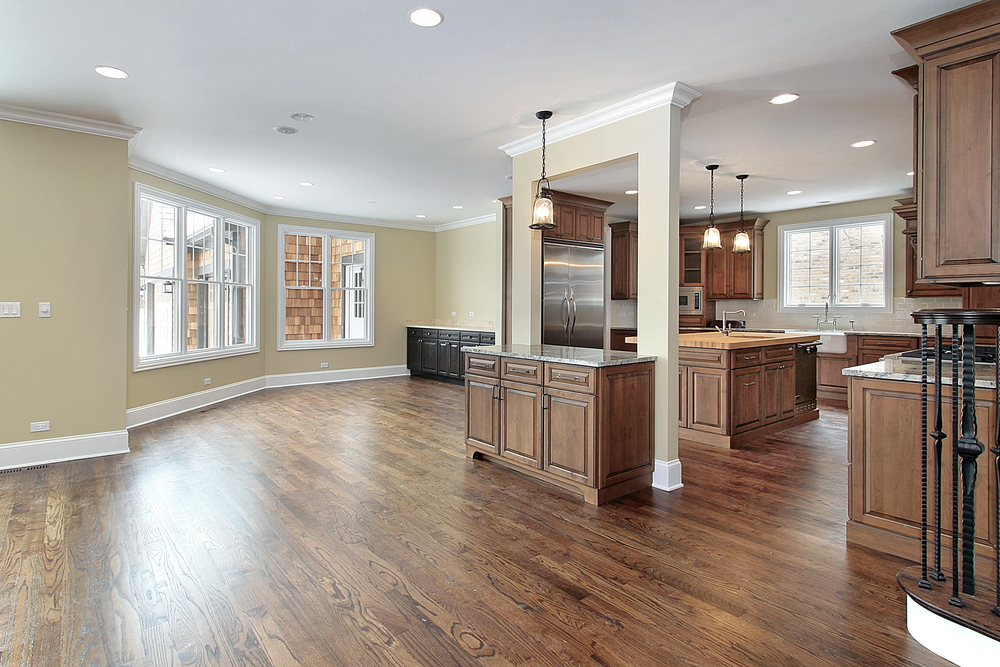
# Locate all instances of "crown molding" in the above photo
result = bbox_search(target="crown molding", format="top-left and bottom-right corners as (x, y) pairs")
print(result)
(129, 157), (268, 212)
(434, 214), (496, 232)
(0, 102), (143, 153)
(498, 81), (702, 157)
(264, 205), (435, 232)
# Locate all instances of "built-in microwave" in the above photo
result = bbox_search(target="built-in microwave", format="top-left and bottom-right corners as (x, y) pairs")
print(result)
(679, 287), (703, 315)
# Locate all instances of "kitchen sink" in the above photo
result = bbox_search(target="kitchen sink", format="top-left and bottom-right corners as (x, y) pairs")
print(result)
(783, 330), (847, 354)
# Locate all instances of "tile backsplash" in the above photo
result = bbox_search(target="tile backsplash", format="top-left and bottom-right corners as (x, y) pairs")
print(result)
(609, 299), (637, 328)
(712, 297), (963, 333)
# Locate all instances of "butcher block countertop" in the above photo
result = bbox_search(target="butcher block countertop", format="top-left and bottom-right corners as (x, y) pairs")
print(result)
(678, 331), (822, 350)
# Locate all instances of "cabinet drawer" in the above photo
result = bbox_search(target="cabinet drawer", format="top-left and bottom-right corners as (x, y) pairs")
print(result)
(678, 347), (727, 369)
(481, 333), (496, 345)
(501, 358), (542, 384)
(762, 343), (796, 363)
(460, 331), (481, 343)
(732, 349), (764, 368)
(858, 336), (918, 352)
(465, 354), (499, 378)
(408, 327), (432, 338)
(544, 363), (596, 393)
(438, 330), (461, 341)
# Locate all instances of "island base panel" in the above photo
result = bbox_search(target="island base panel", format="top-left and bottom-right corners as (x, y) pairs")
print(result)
(679, 409), (818, 449)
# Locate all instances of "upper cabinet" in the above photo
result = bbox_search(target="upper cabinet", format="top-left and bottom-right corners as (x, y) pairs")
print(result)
(703, 219), (768, 300)
(679, 229), (707, 286)
(542, 191), (613, 244)
(893, 2), (1000, 282)
(609, 221), (638, 300)
(893, 197), (962, 297)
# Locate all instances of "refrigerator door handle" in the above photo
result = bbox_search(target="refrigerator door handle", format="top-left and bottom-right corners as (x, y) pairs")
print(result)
(569, 293), (578, 333)
(561, 295), (570, 334)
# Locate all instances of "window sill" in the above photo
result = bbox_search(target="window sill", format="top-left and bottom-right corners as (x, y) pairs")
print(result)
(277, 339), (375, 351)
(134, 344), (260, 372)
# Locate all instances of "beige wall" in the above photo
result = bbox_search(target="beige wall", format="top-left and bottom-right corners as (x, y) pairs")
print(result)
(434, 222), (497, 323)
(127, 170), (266, 409)
(0, 121), (129, 444)
(263, 214), (436, 376)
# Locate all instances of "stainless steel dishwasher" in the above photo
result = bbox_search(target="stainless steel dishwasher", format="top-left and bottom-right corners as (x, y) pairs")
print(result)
(795, 341), (820, 412)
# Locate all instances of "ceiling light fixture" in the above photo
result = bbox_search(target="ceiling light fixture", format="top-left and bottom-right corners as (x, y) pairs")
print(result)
(290, 113), (314, 123)
(273, 126), (298, 135)
(851, 140), (876, 148)
(907, 171), (915, 176)
(452, 205), (464, 209)
(272, 196), (285, 200)
(818, 200), (832, 204)
(625, 189), (639, 195)
(529, 110), (556, 231)
(769, 93), (799, 105)
(368, 200), (377, 204)
(208, 167), (226, 173)
(786, 190), (802, 195)
(416, 214), (426, 218)
(733, 175), (752, 254)
(298, 182), (313, 186)
(693, 205), (707, 210)
(702, 165), (722, 250)
(409, 7), (443, 27)
(95, 65), (128, 79)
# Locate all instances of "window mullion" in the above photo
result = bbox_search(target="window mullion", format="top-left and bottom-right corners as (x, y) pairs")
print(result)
(177, 204), (187, 355)
(323, 234), (330, 342)
(830, 225), (838, 307)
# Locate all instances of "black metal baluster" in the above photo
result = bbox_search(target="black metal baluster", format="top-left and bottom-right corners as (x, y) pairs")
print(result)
(950, 324), (962, 607)
(931, 324), (946, 581)
(957, 323), (983, 597)
(919, 324), (931, 589)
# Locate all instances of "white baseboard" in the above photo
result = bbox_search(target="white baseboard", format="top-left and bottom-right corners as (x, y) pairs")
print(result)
(0, 430), (129, 471)
(265, 364), (409, 388)
(652, 458), (683, 491)
(907, 594), (999, 667)
(126, 377), (267, 428)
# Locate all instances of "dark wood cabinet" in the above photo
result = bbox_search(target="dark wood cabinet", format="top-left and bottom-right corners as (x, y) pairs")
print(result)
(407, 327), (495, 383)
(544, 387), (595, 486)
(609, 328), (637, 352)
(500, 380), (544, 469)
(678, 367), (689, 428)
(680, 230), (706, 286)
(893, 4), (1000, 282)
(689, 218), (767, 300)
(687, 366), (728, 434)
(763, 361), (796, 424)
(420, 338), (438, 374)
(609, 221), (638, 300)
(857, 335), (919, 365)
(465, 375), (500, 454)
(731, 366), (763, 434)
(541, 191), (612, 244)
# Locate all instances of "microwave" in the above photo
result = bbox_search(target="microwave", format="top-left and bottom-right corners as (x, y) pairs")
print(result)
(679, 287), (703, 315)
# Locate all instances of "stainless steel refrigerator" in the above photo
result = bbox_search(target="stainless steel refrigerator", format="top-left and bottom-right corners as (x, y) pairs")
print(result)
(542, 241), (604, 349)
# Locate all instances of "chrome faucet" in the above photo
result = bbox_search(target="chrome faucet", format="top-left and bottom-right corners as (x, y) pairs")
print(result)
(718, 309), (747, 336)
(814, 301), (841, 331)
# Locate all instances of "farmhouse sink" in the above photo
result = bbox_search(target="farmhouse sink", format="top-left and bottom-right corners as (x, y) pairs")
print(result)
(784, 330), (848, 354)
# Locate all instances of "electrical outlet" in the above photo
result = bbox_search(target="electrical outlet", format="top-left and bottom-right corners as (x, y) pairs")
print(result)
(38, 302), (51, 318)
(1, 302), (20, 318)
(30, 421), (50, 433)
(469, 311), (474, 317)
(451, 311), (456, 316)
(320, 362), (329, 368)
(204, 378), (211, 386)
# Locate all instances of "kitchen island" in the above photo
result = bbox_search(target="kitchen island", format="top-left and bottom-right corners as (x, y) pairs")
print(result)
(463, 344), (656, 505)
(678, 332), (821, 448)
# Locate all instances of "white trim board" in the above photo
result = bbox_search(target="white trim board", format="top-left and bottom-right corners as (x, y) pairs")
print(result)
(126, 365), (410, 428)
(498, 81), (701, 157)
(434, 214), (496, 232)
(0, 430), (129, 471)
(906, 595), (999, 667)
(652, 458), (683, 491)
(0, 102), (143, 153)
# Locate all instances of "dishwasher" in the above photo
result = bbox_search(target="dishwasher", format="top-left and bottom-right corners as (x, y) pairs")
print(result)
(795, 341), (820, 413)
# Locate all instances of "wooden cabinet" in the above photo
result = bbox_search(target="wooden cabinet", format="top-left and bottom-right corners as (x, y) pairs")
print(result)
(962, 285), (1000, 346)
(857, 334), (919, 365)
(763, 361), (796, 424)
(406, 327), (495, 382)
(609, 328), (637, 352)
(465, 353), (655, 505)
(893, 198), (961, 298)
(731, 366), (764, 433)
(542, 191), (612, 244)
(893, 4), (1000, 282)
(609, 221), (638, 300)
(680, 230), (706, 286)
(698, 218), (767, 300)
(678, 366), (689, 429)
(687, 366), (729, 435)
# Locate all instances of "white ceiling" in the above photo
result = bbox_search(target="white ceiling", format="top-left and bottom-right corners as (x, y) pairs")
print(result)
(0, 0), (974, 229)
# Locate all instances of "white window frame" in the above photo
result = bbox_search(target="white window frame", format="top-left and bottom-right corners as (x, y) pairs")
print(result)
(277, 224), (375, 350)
(777, 213), (894, 314)
(133, 183), (260, 371)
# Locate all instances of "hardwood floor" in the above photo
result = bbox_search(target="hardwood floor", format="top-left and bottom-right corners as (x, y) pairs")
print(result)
(0, 379), (952, 666)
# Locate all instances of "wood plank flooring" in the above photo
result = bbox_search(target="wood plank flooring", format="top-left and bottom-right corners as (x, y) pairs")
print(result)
(0, 378), (953, 666)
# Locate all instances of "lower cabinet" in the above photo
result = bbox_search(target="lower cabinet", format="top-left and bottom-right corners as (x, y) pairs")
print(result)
(465, 353), (654, 505)
(731, 366), (763, 434)
(763, 361), (796, 424)
(407, 327), (495, 382)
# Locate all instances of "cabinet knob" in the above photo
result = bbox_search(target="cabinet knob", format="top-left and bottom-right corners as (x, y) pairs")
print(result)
(743, 381), (756, 386)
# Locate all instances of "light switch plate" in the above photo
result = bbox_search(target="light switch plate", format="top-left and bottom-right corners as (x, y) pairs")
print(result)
(1, 302), (20, 318)
(39, 302), (51, 318)
(30, 421), (50, 432)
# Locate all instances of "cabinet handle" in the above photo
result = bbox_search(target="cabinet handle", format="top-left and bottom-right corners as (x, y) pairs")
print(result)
(555, 373), (581, 381)
(743, 382), (756, 386)
(777, 365), (787, 369)
(509, 367), (533, 375)
(742, 355), (757, 360)
(542, 394), (551, 410)
(471, 360), (492, 368)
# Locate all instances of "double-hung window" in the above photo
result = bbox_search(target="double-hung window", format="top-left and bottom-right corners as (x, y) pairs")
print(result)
(277, 224), (375, 349)
(134, 184), (260, 370)
(778, 214), (893, 312)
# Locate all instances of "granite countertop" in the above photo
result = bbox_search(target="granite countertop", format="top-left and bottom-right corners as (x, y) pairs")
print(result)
(463, 344), (656, 367)
(406, 320), (495, 332)
(842, 353), (998, 389)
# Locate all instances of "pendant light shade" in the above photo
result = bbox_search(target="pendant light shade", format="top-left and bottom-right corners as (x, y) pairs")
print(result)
(529, 110), (556, 231)
(702, 164), (722, 250)
(732, 174), (752, 254)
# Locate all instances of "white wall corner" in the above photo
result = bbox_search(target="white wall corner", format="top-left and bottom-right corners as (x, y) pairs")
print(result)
(652, 458), (683, 491)
(0, 430), (129, 471)
(265, 365), (409, 388)
(126, 377), (267, 428)
(497, 81), (702, 157)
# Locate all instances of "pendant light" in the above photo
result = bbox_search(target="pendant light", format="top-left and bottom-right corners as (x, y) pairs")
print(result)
(732, 174), (752, 254)
(528, 110), (556, 230)
(702, 164), (722, 249)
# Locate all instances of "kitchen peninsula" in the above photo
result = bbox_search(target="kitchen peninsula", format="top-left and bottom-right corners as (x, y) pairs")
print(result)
(678, 331), (821, 448)
(463, 344), (655, 505)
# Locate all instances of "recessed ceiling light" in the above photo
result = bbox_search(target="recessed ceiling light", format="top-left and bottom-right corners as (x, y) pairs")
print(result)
(409, 7), (443, 27)
(505, 175), (513, 180)
(298, 182), (313, 186)
(851, 140), (876, 148)
(769, 93), (799, 105)
(207, 167), (226, 173)
(624, 189), (639, 195)
(416, 214), (427, 218)
(818, 200), (832, 204)
(693, 205), (707, 210)
(272, 196), (286, 200)
(453, 205), (464, 209)
(786, 190), (803, 195)
(95, 65), (128, 79)
(273, 126), (298, 135)
(907, 171), (915, 176)
(290, 113), (314, 123)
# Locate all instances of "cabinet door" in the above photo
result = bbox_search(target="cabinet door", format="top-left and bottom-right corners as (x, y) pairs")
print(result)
(688, 367), (728, 434)
(763, 361), (796, 424)
(705, 239), (731, 300)
(543, 387), (595, 486)
(575, 209), (592, 242)
(420, 339), (438, 374)
(466, 376), (500, 454)
(544, 205), (577, 240)
(448, 342), (462, 378)
(817, 355), (853, 390)
(730, 239), (754, 299)
(437, 341), (451, 376)
(678, 367), (689, 428)
(731, 366), (763, 433)
(406, 336), (421, 371)
(680, 234), (705, 286)
(609, 223), (637, 300)
(591, 212), (605, 243)
(500, 380), (543, 468)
